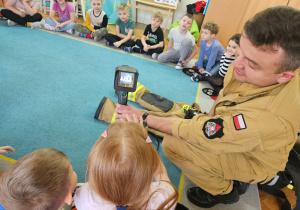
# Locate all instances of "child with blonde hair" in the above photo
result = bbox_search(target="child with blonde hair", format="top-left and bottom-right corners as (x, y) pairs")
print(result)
(74, 0), (108, 41)
(104, 3), (135, 53)
(74, 121), (178, 210)
(132, 11), (164, 59)
(0, 148), (77, 210)
(44, 0), (76, 34)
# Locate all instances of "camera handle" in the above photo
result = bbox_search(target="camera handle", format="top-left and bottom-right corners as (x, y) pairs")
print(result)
(118, 91), (128, 105)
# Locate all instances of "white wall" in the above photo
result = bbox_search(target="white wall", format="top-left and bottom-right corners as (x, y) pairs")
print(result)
(131, 0), (207, 30)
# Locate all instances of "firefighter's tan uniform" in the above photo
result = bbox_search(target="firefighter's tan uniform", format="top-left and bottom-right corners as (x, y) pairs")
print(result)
(95, 66), (300, 195)
(163, 66), (300, 195)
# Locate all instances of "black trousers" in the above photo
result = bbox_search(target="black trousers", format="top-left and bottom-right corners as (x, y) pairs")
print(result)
(104, 33), (135, 47)
(1, 9), (42, 26)
(135, 39), (164, 55)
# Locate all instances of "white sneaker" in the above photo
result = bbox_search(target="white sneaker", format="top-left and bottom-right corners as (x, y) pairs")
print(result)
(30, 22), (41, 29)
(66, 29), (74, 35)
(152, 53), (158, 60)
(7, 20), (18, 26)
(175, 61), (183, 70)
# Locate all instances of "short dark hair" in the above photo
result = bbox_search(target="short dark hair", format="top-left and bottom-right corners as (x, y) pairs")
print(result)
(229, 33), (241, 46)
(181, 13), (194, 21)
(244, 6), (300, 72)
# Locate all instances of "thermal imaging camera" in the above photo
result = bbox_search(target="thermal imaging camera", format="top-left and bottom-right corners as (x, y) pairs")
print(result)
(114, 65), (139, 105)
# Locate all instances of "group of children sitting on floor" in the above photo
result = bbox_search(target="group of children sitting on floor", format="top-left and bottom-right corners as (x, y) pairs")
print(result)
(2, 0), (241, 97)
(0, 120), (178, 210)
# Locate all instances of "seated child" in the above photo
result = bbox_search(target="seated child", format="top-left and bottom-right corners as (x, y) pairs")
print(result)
(132, 11), (164, 60)
(1, 0), (42, 28)
(191, 34), (241, 97)
(0, 148), (77, 210)
(104, 3), (135, 53)
(74, 121), (178, 210)
(157, 14), (198, 70)
(195, 21), (226, 76)
(44, 0), (76, 34)
(74, 0), (108, 41)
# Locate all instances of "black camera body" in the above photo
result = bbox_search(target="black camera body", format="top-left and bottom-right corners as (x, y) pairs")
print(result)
(114, 65), (139, 105)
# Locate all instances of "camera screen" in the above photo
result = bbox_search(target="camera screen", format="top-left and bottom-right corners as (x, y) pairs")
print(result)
(118, 72), (134, 88)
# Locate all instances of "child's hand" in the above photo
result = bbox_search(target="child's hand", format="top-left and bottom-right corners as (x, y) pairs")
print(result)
(131, 36), (136, 40)
(0, 146), (15, 154)
(198, 68), (205, 73)
(225, 52), (233, 58)
(114, 41), (121, 48)
(182, 60), (189, 67)
(90, 23), (94, 28)
(143, 45), (149, 52)
(92, 29), (99, 34)
(56, 23), (62, 29)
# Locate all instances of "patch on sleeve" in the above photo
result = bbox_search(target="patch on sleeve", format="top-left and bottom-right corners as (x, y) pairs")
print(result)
(202, 118), (224, 139)
(233, 114), (247, 130)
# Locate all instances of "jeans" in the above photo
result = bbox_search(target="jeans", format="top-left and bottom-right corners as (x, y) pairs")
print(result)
(45, 17), (75, 32)
(195, 57), (221, 76)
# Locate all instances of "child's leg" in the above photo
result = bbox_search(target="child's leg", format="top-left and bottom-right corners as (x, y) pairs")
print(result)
(23, 13), (42, 23)
(133, 39), (143, 53)
(104, 33), (120, 45)
(179, 38), (193, 61)
(45, 17), (57, 27)
(121, 39), (135, 47)
(209, 61), (221, 76)
(157, 48), (180, 63)
(93, 28), (108, 41)
(1, 9), (27, 26)
(56, 22), (75, 32)
(74, 23), (91, 34)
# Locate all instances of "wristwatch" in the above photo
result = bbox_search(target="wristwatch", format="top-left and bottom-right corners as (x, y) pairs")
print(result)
(142, 113), (149, 127)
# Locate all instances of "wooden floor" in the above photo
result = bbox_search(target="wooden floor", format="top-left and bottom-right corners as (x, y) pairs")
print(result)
(25, 12), (298, 210)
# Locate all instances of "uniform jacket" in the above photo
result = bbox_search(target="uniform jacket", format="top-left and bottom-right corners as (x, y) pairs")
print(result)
(173, 65), (300, 183)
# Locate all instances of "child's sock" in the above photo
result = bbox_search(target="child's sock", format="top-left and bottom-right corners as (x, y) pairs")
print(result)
(66, 29), (74, 35)
(44, 24), (56, 31)
(78, 33), (92, 38)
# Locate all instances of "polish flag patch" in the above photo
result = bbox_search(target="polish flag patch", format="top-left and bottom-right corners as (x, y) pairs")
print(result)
(233, 114), (247, 130)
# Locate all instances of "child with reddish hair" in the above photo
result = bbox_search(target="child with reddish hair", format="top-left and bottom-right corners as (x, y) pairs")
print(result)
(74, 121), (178, 210)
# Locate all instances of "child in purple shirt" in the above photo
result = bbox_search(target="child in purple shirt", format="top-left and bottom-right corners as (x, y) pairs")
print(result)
(44, 0), (76, 34)
(195, 22), (226, 76)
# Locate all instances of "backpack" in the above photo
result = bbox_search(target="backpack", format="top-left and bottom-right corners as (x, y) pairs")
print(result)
(258, 135), (300, 210)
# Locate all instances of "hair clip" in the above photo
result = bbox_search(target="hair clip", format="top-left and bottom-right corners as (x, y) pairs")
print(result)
(146, 136), (152, 143)
(101, 130), (107, 137)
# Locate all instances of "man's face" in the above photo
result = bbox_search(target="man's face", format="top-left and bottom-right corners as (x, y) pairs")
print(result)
(117, 9), (130, 22)
(179, 16), (192, 30)
(201, 29), (214, 41)
(150, 17), (162, 29)
(91, 0), (103, 12)
(232, 34), (285, 87)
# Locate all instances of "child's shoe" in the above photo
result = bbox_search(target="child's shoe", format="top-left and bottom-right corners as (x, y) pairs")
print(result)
(7, 20), (18, 26)
(132, 45), (142, 53)
(152, 53), (158, 60)
(202, 71), (211, 77)
(175, 61), (183, 70)
(78, 32), (87, 37)
(105, 40), (113, 46)
(66, 29), (74, 35)
(123, 46), (132, 53)
(44, 24), (56, 31)
(191, 73), (202, 82)
(30, 21), (41, 29)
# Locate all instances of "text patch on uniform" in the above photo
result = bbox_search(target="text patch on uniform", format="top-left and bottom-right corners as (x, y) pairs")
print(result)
(202, 118), (224, 139)
(233, 114), (247, 130)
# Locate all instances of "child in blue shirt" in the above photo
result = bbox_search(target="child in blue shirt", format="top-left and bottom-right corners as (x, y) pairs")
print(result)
(196, 22), (226, 76)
